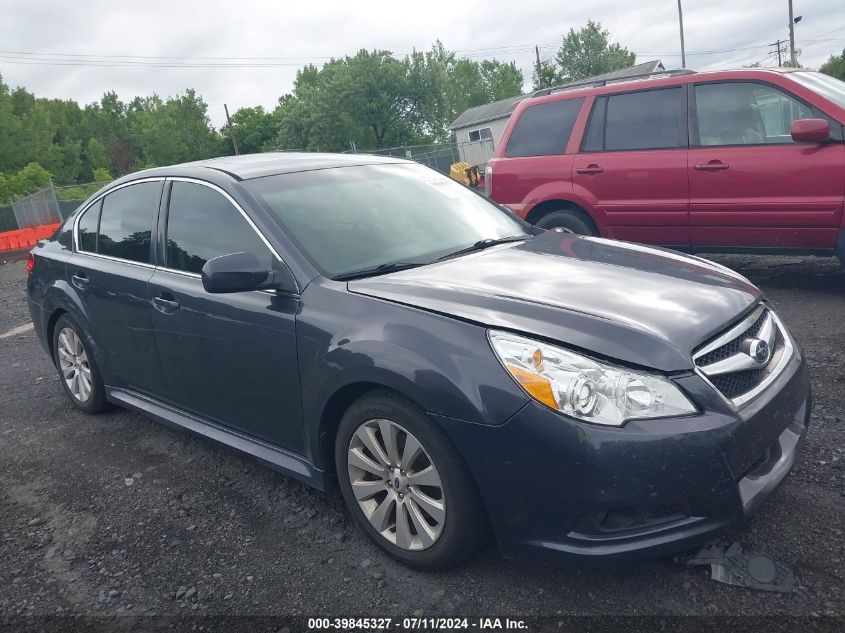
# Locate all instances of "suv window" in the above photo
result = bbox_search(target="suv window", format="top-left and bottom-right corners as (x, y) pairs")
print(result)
(603, 87), (683, 151)
(165, 181), (274, 275)
(505, 98), (584, 157)
(97, 182), (161, 263)
(694, 82), (826, 146)
(77, 200), (101, 253)
(582, 97), (607, 152)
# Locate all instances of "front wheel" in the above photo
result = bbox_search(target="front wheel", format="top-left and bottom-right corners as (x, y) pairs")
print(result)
(335, 390), (487, 570)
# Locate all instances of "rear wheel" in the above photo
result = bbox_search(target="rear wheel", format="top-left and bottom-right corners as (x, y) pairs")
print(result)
(335, 390), (487, 570)
(535, 209), (596, 235)
(52, 314), (109, 414)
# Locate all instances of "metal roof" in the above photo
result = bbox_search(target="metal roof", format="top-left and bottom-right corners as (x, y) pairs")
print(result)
(448, 95), (528, 131)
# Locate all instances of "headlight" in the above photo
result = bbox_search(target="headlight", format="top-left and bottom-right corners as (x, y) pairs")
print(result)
(489, 331), (696, 426)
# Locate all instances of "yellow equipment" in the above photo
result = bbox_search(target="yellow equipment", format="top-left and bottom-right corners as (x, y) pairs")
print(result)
(449, 162), (481, 187)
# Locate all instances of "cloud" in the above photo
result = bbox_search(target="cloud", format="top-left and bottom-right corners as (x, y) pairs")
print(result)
(1, 0), (843, 127)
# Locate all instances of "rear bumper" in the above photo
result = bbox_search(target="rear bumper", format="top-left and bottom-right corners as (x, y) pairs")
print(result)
(434, 344), (811, 565)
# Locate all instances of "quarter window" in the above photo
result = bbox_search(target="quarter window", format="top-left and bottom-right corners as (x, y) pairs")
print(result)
(77, 200), (101, 253)
(694, 82), (819, 146)
(505, 98), (584, 157)
(603, 87), (683, 151)
(97, 182), (161, 263)
(165, 181), (274, 275)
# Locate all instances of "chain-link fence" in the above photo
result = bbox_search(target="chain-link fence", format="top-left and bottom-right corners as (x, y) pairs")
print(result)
(0, 181), (108, 234)
(11, 187), (62, 229)
(342, 142), (462, 174)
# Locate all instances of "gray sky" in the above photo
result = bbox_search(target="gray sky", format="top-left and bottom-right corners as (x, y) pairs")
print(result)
(1, 0), (844, 127)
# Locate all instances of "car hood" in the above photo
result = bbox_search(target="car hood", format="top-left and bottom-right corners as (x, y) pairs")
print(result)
(348, 232), (763, 372)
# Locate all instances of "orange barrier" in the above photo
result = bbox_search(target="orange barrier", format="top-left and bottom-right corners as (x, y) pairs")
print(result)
(0, 223), (61, 252)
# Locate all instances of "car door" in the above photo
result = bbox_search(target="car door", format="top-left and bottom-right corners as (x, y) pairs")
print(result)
(70, 179), (167, 397)
(148, 178), (304, 452)
(572, 86), (689, 246)
(688, 80), (845, 249)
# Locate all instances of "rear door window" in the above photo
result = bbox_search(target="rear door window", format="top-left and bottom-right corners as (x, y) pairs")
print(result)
(603, 87), (684, 151)
(505, 98), (584, 157)
(581, 97), (607, 152)
(97, 182), (161, 264)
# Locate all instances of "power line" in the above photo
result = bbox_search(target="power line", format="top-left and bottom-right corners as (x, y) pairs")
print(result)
(1, 36), (842, 71)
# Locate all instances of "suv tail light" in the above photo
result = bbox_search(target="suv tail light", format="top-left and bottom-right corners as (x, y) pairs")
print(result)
(26, 251), (35, 276)
(484, 163), (493, 198)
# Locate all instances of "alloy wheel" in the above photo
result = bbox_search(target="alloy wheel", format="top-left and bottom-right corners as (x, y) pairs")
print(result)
(347, 419), (445, 551)
(57, 326), (92, 402)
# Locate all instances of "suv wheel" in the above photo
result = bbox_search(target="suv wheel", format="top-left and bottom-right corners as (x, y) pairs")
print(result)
(335, 390), (487, 570)
(52, 314), (109, 414)
(535, 209), (596, 235)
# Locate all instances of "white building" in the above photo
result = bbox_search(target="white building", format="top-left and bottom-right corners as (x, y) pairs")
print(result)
(448, 96), (527, 168)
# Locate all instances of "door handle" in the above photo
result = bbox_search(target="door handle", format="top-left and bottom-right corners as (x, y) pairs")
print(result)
(576, 165), (604, 175)
(152, 295), (181, 314)
(694, 161), (730, 171)
(71, 272), (89, 290)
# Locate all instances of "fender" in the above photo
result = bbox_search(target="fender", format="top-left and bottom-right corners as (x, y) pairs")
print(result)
(520, 184), (600, 228)
(39, 280), (106, 368)
(295, 285), (530, 469)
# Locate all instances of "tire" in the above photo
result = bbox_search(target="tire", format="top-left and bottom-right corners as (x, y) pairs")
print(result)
(335, 390), (487, 570)
(52, 314), (109, 414)
(535, 209), (596, 235)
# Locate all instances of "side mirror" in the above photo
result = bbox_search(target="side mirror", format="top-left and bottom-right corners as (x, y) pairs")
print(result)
(791, 118), (831, 144)
(201, 252), (297, 294)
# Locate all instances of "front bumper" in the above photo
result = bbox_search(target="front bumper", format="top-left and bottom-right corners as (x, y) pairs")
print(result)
(434, 343), (810, 565)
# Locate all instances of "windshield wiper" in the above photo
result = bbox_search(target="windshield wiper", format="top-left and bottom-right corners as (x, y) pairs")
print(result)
(333, 261), (428, 281)
(436, 235), (528, 261)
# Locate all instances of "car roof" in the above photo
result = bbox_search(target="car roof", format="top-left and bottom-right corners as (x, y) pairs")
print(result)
(122, 152), (408, 182)
(529, 67), (810, 103)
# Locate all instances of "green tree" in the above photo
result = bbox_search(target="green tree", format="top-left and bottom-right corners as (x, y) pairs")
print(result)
(820, 49), (845, 80)
(554, 21), (636, 82)
(84, 138), (110, 173)
(7, 162), (52, 199)
(225, 106), (277, 154)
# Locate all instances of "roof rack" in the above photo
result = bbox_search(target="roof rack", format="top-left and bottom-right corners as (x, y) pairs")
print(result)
(531, 68), (697, 97)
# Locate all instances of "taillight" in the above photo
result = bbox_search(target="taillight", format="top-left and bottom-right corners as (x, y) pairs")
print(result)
(484, 163), (493, 198)
(26, 251), (35, 276)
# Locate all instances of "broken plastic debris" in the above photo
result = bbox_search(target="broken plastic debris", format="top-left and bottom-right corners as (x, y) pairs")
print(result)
(678, 541), (794, 593)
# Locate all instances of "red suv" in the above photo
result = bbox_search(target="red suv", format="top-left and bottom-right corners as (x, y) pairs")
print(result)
(487, 68), (845, 264)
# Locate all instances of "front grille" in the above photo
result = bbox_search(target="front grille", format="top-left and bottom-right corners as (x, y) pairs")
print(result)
(709, 367), (767, 399)
(695, 311), (766, 367)
(693, 305), (792, 406)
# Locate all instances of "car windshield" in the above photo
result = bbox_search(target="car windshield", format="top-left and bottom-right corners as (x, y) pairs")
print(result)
(790, 71), (845, 110)
(243, 162), (530, 278)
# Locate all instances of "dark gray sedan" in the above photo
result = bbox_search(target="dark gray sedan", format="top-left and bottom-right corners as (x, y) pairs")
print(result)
(27, 153), (810, 569)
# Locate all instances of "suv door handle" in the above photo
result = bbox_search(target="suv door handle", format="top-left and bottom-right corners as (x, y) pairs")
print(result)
(576, 165), (604, 175)
(694, 161), (730, 171)
(71, 272), (89, 290)
(152, 295), (181, 314)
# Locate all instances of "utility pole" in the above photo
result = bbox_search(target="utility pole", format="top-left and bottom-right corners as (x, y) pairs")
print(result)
(788, 0), (797, 66)
(223, 103), (240, 155)
(535, 45), (542, 81)
(677, 0), (686, 68)
(769, 39), (785, 66)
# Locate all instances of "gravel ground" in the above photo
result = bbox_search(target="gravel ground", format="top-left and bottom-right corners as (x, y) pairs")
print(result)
(0, 253), (843, 621)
